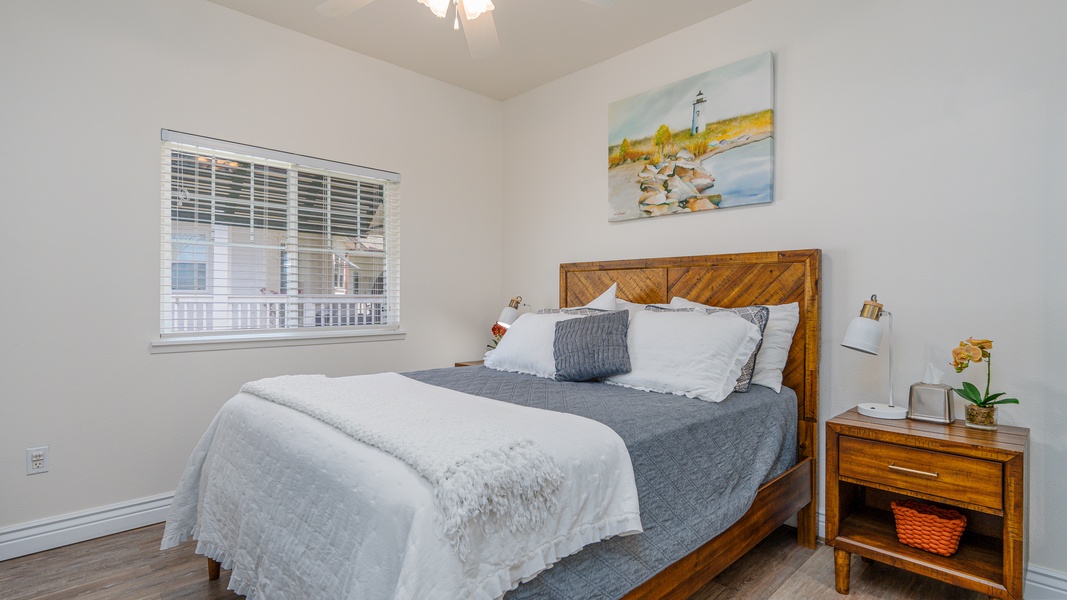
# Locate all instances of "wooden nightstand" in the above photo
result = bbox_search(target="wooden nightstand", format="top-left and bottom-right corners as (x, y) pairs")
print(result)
(454, 360), (484, 367)
(826, 409), (1028, 599)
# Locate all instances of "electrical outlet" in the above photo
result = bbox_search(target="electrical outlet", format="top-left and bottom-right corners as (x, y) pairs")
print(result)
(26, 446), (49, 475)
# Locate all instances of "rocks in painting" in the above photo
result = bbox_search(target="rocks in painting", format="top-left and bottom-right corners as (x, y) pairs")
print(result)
(681, 196), (721, 212)
(666, 177), (700, 202)
(636, 153), (719, 216)
(638, 190), (671, 216)
(665, 175), (685, 192)
(690, 177), (714, 192)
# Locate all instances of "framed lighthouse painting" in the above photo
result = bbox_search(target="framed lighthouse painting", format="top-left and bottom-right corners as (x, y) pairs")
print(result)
(607, 52), (774, 222)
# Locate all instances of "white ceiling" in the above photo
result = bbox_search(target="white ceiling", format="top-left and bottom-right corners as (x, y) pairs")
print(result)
(206, 0), (752, 100)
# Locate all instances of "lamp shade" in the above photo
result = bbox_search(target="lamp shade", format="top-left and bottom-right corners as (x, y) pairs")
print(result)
(462, 0), (494, 19)
(496, 296), (522, 328)
(841, 295), (885, 354)
(418, 0), (451, 18)
(842, 316), (883, 354)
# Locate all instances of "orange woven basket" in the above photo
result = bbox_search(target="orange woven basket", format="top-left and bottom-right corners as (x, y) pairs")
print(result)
(891, 499), (967, 557)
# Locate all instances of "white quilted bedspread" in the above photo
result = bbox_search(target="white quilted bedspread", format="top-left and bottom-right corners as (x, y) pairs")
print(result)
(161, 374), (642, 600)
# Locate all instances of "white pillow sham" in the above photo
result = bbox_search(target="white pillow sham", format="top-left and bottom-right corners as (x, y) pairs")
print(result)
(670, 297), (800, 393)
(584, 282), (618, 311)
(483, 312), (582, 378)
(605, 310), (761, 403)
(540, 283), (618, 315)
(616, 299), (672, 321)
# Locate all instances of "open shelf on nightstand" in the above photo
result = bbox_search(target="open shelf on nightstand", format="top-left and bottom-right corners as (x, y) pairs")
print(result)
(835, 505), (1004, 588)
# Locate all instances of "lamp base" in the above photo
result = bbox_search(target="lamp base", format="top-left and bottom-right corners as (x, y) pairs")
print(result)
(857, 402), (908, 420)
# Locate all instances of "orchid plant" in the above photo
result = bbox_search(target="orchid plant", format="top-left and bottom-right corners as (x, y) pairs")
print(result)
(487, 322), (508, 350)
(950, 338), (1019, 408)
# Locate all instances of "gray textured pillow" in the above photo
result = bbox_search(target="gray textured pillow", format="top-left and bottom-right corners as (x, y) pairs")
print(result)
(642, 304), (769, 392)
(553, 310), (631, 382)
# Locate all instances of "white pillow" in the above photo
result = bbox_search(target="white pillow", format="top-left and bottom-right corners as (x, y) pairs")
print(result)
(606, 310), (761, 403)
(584, 282), (617, 310)
(483, 312), (581, 378)
(616, 298), (672, 321)
(670, 297), (800, 393)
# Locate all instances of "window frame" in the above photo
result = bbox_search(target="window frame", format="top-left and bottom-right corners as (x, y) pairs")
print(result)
(152, 130), (403, 353)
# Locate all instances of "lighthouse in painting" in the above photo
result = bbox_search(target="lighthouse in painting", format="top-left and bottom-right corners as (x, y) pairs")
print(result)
(691, 90), (707, 135)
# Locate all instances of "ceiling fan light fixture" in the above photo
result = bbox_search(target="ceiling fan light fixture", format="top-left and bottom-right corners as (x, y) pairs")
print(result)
(461, 0), (494, 20)
(417, 0), (451, 18)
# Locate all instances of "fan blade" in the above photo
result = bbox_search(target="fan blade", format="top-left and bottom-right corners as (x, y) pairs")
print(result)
(578, 0), (617, 7)
(459, 0), (500, 59)
(316, 0), (378, 18)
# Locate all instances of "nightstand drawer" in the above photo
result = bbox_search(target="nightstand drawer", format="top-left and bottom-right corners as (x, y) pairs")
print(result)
(838, 437), (1003, 510)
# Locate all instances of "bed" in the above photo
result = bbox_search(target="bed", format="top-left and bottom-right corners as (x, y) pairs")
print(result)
(164, 249), (821, 599)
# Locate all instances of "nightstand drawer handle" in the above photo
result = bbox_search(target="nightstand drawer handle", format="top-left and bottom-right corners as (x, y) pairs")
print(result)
(888, 464), (938, 478)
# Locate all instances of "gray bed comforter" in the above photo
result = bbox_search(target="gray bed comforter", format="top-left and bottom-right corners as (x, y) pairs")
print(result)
(405, 366), (797, 599)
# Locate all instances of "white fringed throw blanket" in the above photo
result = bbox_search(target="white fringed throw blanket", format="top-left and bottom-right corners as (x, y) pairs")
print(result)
(240, 372), (563, 558)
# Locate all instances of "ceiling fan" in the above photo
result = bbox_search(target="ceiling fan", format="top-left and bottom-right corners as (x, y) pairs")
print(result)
(315, 0), (617, 59)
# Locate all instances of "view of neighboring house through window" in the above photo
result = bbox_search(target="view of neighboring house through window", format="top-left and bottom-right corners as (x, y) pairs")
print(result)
(159, 130), (400, 338)
(171, 233), (208, 292)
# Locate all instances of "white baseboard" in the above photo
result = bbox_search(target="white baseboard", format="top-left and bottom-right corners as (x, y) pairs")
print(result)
(0, 492), (173, 562)
(1027, 564), (1067, 599)
(816, 510), (1067, 598)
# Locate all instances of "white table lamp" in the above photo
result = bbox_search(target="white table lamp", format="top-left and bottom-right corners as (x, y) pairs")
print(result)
(496, 296), (522, 328)
(842, 295), (907, 419)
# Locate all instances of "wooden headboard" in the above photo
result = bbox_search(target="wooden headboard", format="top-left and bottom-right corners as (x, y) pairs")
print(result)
(560, 249), (821, 522)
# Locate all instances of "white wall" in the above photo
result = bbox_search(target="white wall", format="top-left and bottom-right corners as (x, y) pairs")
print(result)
(0, 1), (503, 528)
(502, 0), (1067, 575)
(3, 0), (1065, 584)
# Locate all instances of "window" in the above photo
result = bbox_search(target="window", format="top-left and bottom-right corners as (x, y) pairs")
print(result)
(158, 130), (400, 345)
(171, 233), (208, 292)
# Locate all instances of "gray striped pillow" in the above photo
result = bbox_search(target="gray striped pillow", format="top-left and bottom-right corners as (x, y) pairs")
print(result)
(553, 310), (631, 382)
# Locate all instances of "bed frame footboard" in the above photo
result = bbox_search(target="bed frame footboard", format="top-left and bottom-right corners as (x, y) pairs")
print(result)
(622, 457), (814, 600)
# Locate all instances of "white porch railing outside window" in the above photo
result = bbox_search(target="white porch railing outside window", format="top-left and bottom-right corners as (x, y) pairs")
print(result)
(171, 294), (388, 332)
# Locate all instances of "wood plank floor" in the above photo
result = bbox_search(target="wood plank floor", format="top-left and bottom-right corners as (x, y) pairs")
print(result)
(0, 524), (983, 599)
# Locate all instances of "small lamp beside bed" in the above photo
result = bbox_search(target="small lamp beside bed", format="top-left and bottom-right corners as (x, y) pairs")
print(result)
(497, 296), (523, 329)
(842, 294), (907, 420)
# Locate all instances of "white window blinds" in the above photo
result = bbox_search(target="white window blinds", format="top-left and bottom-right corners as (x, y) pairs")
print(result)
(159, 130), (400, 340)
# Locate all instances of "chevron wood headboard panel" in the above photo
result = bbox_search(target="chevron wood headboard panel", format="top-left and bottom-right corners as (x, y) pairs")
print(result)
(559, 249), (822, 474)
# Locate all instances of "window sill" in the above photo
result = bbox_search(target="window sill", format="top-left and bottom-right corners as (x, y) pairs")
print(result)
(149, 328), (406, 354)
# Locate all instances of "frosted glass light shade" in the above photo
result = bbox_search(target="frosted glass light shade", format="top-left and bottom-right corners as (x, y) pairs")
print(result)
(418, 0), (450, 18)
(462, 0), (494, 19)
(418, 0), (494, 20)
